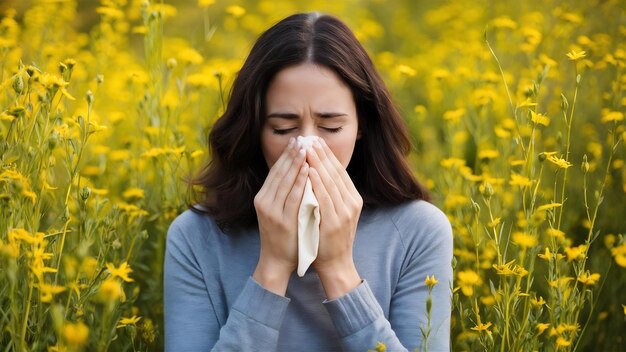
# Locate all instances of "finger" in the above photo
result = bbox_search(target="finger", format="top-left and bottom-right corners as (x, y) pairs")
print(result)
(273, 147), (307, 204)
(257, 137), (296, 199)
(306, 147), (343, 214)
(283, 162), (309, 218)
(311, 139), (355, 204)
(319, 138), (360, 200)
(264, 138), (300, 197)
(308, 166), (337, 222)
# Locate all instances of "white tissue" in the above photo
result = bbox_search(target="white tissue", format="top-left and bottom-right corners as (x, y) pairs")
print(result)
(296, 136), (320, 277)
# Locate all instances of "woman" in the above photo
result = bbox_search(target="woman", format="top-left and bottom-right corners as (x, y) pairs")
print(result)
(164, 12), (452, 352)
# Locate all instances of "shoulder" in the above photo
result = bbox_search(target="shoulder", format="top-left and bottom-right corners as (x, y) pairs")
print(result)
(388, 200), (451, 232)
(384, 200), (453, 252)
(166, 207), (222, 249)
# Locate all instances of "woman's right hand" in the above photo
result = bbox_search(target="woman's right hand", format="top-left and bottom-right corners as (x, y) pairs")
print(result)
(252, 137), (309, 295)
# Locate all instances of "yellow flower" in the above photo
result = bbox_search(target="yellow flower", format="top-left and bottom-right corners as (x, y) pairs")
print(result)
(122, 188), (145, 200)
(226, 5), (246, 18)
(546, 154), (572, 169)
(538, 247), (553, 260)
(396, 64), (416, 77)
(493, 259), (516, 276)
(566, 49), (587, 61)
(425, 275), (438, 289)
(480, 295), (496, 305)
(577, 272), (601, 285)
(117, 202), (149, 219)
(106, 262), (134, 282)
(510, 173), (533, 188)
(556, 336), (572, 347)
(63, 321), (89, 346)
(530, 111), (550, 126)
(512, 232), (538, 249)
(442, 108), (465, 123)
(440, 158), (466, 169)
(478, 149), (500, 160)
(611, 244), (626, 267)
(536, 323), (550, 335)
(565, 245), (587, 261)
(198, 0), (215, 7)
(623, 305), (626, 315)
(546, 228), (566, 241)
(530, 296), (546, 308)
(487, 217), (501, 228)
(601, 111), (624, 123)
(0, 112), (15, 121)
(518, 98), (537, 108)
(117, 315), (142, 328)
(537, 203), (563, 212)
(372, 341), (387, 352)
(38, 283), (66, 303)
(456, 270), (482, 296)
(470, 322), (492, 333)
(97, 278), (125, 302)
(178, 47), (204, 65)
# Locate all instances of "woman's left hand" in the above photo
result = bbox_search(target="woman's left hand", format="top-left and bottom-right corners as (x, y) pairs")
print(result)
(306, 138), (363, 299)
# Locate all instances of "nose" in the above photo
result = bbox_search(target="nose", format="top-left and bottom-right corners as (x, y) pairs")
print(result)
(299, 119), (317, 138)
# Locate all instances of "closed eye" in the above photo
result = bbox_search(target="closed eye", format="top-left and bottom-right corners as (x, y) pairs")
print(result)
(272, 127), (343, 135)
(323, 127), (343, 134)
(272, 128), (296, 135)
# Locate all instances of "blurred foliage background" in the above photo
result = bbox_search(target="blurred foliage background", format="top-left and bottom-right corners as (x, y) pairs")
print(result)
(1, 0), (625, 351)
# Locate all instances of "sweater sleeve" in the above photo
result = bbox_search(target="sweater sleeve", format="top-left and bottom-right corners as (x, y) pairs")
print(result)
(163, 220), (291, 352)
(322, 203), (453, 352)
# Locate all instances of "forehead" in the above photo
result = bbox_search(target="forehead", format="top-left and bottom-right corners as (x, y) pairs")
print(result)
(265, 63), (353, 105)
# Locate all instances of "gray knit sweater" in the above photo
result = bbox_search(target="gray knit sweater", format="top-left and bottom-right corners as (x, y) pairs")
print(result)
(164, 200), (453, 351)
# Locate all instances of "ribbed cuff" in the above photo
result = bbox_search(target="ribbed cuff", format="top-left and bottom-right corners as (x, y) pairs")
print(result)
(231, 276), (291, 330)
(322, 279), (384, 337)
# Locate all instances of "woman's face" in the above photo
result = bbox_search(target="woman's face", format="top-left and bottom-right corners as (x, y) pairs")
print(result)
(261, 62), (360, 169)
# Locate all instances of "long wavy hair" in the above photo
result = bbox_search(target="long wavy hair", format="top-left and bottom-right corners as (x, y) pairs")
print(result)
(187, 12), (430, 233)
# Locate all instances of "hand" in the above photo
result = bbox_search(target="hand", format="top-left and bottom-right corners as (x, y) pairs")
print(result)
(306, 138), (363, 299)
(253, 137), (309, 295)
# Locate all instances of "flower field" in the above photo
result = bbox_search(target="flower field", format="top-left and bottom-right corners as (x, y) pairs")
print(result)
(1, 0), (625, 351)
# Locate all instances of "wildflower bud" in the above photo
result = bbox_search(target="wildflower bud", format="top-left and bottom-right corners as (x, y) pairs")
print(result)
(112, 239), (122, 250)
(481, 182), (494, 199)
(26, 66), (36, 77)
(8, 107), (24, 120)
(581, 154), (589, 173)
(62, 206), (70, 222)
(560, 94), (569, 111)
(213, 70), (223, 79)
(576, 74), (581, 84)
(166, 58), (177, 70)
(86, 90), (94, 105)
(471, 200), (481, 214)
(96, 74), (104, 84)
(47, 133), (58, 150)
(12, 74), (24, 94)
(80, 186), (91, 201)
(64, 59), (76, 70)
(538, 152), (547, 162)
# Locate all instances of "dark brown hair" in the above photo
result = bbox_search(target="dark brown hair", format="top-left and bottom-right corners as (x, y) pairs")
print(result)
(187, 12), (430, 232)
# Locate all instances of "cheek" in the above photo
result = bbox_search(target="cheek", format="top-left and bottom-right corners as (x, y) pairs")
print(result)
(327, 140), (356, 169)
(261, 132), (285, 168)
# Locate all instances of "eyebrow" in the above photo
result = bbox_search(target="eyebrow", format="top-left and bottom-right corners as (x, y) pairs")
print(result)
(266, 112), (348, 119)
